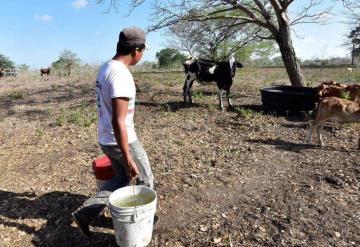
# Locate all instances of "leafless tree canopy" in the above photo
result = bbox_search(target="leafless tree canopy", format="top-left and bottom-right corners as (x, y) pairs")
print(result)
(341, 0), (360, 25)
(146, 1), (333, 34)
(97, 1), (333, 31)
(342, 0), (360, 12)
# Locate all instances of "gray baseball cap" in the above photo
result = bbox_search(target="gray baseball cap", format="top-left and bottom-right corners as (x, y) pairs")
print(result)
(118, 26), (148, 48)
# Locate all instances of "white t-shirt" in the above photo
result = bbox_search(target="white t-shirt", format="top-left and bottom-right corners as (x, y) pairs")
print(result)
(96, 60), (137, 145)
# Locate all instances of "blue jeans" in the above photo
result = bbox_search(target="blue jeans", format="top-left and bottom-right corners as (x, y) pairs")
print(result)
(73, 139), (154, 223)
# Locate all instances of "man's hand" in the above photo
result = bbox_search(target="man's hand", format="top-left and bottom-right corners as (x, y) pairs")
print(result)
(125, 157), (140, 179)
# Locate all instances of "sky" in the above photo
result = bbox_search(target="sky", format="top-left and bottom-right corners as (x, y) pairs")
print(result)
(0, 0), (354, 68)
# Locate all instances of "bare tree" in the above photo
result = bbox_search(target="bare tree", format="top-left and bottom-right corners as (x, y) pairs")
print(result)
(97, 0), (337, 87)
(340, 0), (360, 65)
(342, 0), (360, 15)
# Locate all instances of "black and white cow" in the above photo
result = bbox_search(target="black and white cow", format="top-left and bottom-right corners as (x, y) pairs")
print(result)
(183, 55), (243, 109)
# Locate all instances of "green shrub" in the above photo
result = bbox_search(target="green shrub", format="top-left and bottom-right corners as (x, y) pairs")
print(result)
(35, 128), (44, 137)
(68, 111), (82, 125)
(192, 90), (204, 100)
(234, 107), (261, 119)
(305, 80), (314, 87)
(9, 91), (24, 100)
(52, 102), (97, 128)
(340, 90), (351, 100)
(54, 114), (66, 126)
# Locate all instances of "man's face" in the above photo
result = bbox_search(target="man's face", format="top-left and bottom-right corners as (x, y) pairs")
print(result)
(130, 48), (145, 65)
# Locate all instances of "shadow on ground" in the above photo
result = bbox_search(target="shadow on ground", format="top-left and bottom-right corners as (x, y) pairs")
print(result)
(0, 190), (116, 246)
(247, 138), (357, 153)
(246, 138), (313, 153)
(138, 100), (203, 112)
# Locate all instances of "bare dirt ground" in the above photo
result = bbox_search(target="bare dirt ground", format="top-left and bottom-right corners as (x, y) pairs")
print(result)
(0, 70), (359, 247)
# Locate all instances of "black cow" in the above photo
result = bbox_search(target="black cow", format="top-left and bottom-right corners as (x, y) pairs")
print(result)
(182, 55), (243, 110)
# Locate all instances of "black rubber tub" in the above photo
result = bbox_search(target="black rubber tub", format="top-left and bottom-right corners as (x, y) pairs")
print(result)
(260, 85), (319, 115)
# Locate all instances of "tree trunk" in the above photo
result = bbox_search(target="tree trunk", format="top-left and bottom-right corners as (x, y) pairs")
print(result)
(275, 12), (304, 87)
(351, 41), (355, 65)
(278, 41), (304, 87)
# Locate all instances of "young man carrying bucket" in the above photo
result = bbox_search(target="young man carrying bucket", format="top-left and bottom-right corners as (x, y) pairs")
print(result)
(72, 26), (155, 236)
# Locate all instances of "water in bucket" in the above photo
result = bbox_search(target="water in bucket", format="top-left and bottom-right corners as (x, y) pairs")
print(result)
(109, 185), (157, 247)
(111, 191), (154, 207)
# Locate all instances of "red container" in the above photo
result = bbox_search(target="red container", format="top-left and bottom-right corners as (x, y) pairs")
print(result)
(92, 155), (114, 180)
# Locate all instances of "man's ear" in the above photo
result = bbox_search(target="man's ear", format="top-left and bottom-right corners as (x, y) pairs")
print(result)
(130, 48), (137, 57)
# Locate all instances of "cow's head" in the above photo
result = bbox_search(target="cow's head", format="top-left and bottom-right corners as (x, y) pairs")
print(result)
(236, 61), (243, 68)
(183, 57), (198, 74)
(184, 57), (197, 65)
(318, 85), (344, 98)
(318, 84), (329, 98)
(228, 55), (243, 69)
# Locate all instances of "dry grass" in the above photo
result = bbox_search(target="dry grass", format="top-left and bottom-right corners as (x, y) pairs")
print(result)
(0, 67), (359, 246)
(133, 66), (360, 89)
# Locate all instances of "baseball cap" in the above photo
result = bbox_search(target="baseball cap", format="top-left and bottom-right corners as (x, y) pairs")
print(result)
(117, 26), (149, 49)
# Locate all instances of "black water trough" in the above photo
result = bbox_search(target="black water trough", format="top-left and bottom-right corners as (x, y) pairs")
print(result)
(260, 85), (319, 115)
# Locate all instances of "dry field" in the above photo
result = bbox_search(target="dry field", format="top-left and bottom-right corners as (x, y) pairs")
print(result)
(0, 67), (359, 246)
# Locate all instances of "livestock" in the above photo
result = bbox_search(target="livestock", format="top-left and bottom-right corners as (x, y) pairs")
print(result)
(318, 81), (360, 102)
(40, 68), (50, 76)
(182, 55), (243, 110)
(347, 67), (353, 72)
(306, 97), (360, 149)
(318, 80), (347, 89)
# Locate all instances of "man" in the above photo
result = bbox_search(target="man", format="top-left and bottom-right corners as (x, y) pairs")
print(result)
(72, 26), (154, 236)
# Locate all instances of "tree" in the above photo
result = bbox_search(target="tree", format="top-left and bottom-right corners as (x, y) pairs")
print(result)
(17, 64), (30, 73)
(98, 0), (341, 87)
(342, 0), (360, 65)
(348, 25), (360, 65)
(272, 55), (285, 67)
(136, 61), (157, 71)
(166, 20), (276, 61)
(342, 0), (360, 19)
(0, 53), (15, 70)
(156, 48), (187, 69)
(51, 49), (80, 76)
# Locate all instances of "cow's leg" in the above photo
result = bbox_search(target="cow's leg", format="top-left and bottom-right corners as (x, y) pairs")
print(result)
(316, 122), (326, 148)
(188, 80), (194, 104)
(306, 121), (315, 144)
(226, 88), (233, 109)
(183, 73), (196, 105)
(306, 120), (323, 145)
(183, 79), (188, 104)
(218, 89), (225, 110)
(357, 133), (360, 150)
(183, 74), (191, 104)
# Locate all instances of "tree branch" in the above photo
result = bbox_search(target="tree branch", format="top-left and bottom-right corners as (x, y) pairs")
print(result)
(289, 0), (334, 26)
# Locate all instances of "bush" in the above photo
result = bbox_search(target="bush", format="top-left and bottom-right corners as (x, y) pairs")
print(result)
(52, 102), (97, 128)
(9, 91), (24, 100)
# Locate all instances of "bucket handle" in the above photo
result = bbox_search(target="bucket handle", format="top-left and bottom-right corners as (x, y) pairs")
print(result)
(115, 213), (137, 223)
(111, 208), (144, 223)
